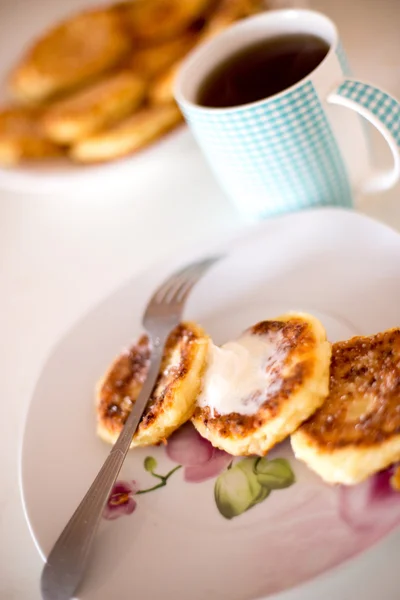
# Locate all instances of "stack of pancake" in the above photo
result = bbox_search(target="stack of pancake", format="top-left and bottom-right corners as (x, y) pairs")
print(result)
(0, 0), (264, 166)
(96, 312), (400, 487)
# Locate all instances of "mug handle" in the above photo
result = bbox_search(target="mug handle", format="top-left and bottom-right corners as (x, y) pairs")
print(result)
(328, 79), (400, 194)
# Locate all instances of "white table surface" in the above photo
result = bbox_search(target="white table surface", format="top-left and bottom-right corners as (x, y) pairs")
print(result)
(1, 0), (400, 599)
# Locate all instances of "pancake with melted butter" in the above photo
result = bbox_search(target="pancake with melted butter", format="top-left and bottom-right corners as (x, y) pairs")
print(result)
(96, 322), (209, 448)
(291, 328), (400, 485)
(192, 313), (331, 456)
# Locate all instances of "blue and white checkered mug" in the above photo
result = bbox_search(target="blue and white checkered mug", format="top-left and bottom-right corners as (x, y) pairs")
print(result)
(175, 9), (400, 220)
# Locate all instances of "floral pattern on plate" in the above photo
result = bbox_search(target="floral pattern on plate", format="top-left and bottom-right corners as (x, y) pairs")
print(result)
(106, 423), (295, 520)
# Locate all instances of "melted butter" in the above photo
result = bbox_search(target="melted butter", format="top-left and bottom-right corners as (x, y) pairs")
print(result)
(197, 332), (286, 417)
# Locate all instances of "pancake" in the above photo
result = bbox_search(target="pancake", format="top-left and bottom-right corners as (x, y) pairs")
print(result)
(148, 62), (179, 105)
(118, 0), (212, 44)
(9, 8), (131, 103)
(192, 313), (331, 456)
(70, 102), (182, 163)
(41, 71), (146, 144)
(0, 106), (62, 166)
(291, 328), (400, 485)
(96, 322), (209, 448)
(126, 34), (198, 80)
(201, 0), (264, 39)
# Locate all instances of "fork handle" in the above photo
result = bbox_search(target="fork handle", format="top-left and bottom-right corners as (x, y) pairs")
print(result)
(41, 335), (166, 600)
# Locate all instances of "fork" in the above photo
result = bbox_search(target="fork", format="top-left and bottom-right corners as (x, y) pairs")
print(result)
(41, 256), (220, 600)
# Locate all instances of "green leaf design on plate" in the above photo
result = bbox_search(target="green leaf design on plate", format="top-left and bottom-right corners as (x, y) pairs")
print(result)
(254, 458), (295, 489)
(214, 458), (268, 519)
(214, 464), (254, 519)
(236, 458), (270, 507)
(144, 456), (157, 473)
(214, 456), (295, 520)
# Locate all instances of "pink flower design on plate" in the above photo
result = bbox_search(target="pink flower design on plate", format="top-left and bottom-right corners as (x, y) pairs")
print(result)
(339, 466), (400, 532)
(103, 480), (137, 520)
(166, 422), (232, 482)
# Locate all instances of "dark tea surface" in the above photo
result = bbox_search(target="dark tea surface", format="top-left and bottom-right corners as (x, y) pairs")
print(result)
(197, 34), (330, 108)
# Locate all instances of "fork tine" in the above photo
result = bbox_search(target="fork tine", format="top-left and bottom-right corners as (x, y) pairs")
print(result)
(150, 256), (222, 306)
(170, 266), (206, 304)
(168, 257), (218, 300)
(153, 273), (184, 305)
(153, 266), (198, 305)
(169, 256), (221, 304)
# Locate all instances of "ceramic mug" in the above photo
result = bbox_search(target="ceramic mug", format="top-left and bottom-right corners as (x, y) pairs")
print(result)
(175, 9), (400, 220)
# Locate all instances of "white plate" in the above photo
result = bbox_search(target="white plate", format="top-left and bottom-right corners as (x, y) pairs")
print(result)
(20, 208), (400, 600)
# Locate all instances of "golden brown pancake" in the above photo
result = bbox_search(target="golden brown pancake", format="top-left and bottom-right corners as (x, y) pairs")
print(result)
(126, 34), (199, 80)
(118, 0), (212, 44)
(147, 63), (179, 105)
(96, 322), (209, 448)
(9, 8), (131, 103)
(192, 313), (331, 456)
(41, 71), (146, 144)
(291, 328), (400, 484)
(70, 102), (182, 163)
(0, 106), (62, 166)
(201, 0), (264, 39)
(391, 465), (400, 491)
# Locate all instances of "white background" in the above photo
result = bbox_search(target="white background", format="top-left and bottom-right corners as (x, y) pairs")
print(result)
(1, 0), (400, 598)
